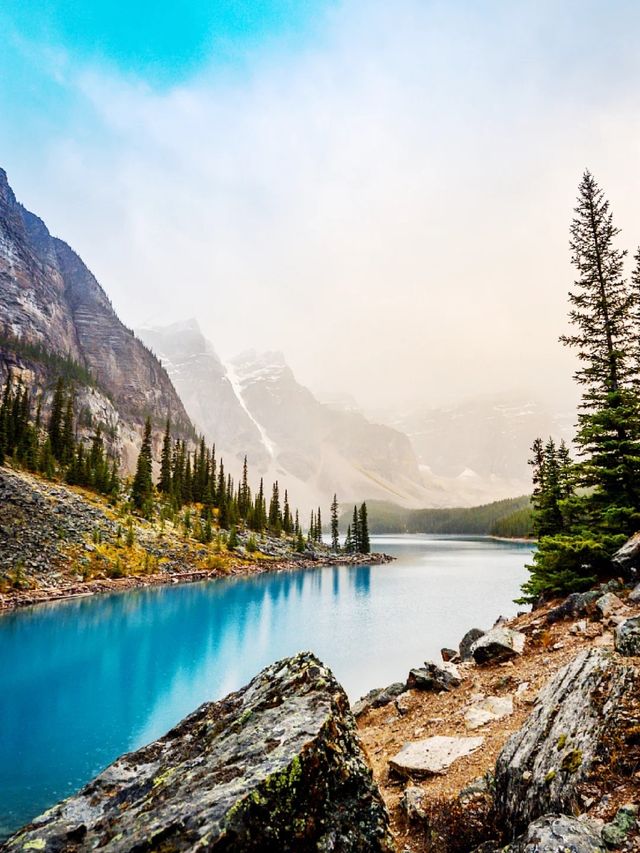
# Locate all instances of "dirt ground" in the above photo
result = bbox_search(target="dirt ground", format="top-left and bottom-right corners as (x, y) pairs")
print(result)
(357, 589), (640, 852)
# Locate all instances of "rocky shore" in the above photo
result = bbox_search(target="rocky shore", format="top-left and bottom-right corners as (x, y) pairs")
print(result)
(0, 465), (392, 613)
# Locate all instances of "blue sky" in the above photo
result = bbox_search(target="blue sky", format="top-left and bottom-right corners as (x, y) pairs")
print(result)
(2, 1), (640, 409)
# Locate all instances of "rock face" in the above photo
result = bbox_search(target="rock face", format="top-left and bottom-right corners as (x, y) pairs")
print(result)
(0, 168), (193, 470)
(471, 627), (525, 665)
(4, 652), (394, 852)
(507, 814), (606, 853)
(494, 649), (639, 837)
(614, 616), (640, 656)
(389, 736), (484, 779)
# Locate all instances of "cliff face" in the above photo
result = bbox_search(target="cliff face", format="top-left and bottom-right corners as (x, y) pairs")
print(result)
(0, 168), (193, 467)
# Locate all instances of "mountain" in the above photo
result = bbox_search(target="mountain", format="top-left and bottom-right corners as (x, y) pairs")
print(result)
(137, 320), (431, 511)
(383, 395), (575, 501)
(0, 168), (193, 468)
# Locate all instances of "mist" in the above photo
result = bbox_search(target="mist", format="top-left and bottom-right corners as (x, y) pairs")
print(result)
(4, 0), (640, 412)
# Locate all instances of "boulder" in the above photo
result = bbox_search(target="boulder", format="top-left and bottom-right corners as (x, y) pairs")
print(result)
(460, 628), (486, 661)
(352, 682), (406, 717)
(464, 695), (514, 730)
(546, 590), (600, 624)
(389, 735), (484, 779)
(494, 649), (639, 837)
(612, 532), (640, 582)
(629, 582), (640, 604)
(4, 652), (394, 853)
(471, 627), (526, 665)
(507, 814), (606, 853)
(406, 660), (462, 691)
(594, 592), (628, 620)
(614, 615), (640, 657)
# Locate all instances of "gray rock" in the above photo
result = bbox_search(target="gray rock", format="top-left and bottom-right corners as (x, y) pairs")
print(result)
(612, 532), (640, 582)
(471, 626), (525, 665)
(464, 695), (514, 730)
(601, 804), (639, 848)
(546, 590), (600, 624)
(494, 649), (639, 837)
(352, 682), (406, 717)
(389, 735), (484, 779)
(595, 592), (628, 620)
(4, 652), (394, 852)
(629, 582), (640, 604)
(406, 660), (462, 691)
(460, 628), (486, 661)
(507, 814), (606, 853)
(401, 785), (427, 821)
(614, 615), (640, 657)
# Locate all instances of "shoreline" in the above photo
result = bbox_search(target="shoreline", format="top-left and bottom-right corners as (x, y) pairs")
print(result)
(0, 551), (394, 615)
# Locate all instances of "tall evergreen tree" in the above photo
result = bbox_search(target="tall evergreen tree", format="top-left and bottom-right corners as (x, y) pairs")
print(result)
(358, 502), (370, 554)
(330, 494), (340, 551)
(352, 505), (361, 552)
(131, 417), (154, 514)
(560, 170), (640, 532)
(48, 378), (65, 461)
(159, 419), (172, 494)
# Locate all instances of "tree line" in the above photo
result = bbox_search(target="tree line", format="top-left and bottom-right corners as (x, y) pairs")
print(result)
(1, 369), (374, 555)
(522, 171), (640, 601)
(0, 376), (119, 495)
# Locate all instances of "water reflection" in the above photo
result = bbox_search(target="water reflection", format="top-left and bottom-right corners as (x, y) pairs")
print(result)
(0, 536), (531, 837)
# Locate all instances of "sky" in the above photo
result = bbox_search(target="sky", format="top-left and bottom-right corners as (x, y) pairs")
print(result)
(2, 0), (640, 413)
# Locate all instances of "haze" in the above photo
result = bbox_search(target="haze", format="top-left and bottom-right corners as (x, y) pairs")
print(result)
(2, 0), (640, 411)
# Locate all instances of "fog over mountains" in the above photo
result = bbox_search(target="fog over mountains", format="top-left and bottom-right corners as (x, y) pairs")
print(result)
(138, 321), (575, 510)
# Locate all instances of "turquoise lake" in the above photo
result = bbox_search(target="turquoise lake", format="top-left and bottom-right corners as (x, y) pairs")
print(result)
(0, 535), (534, 837)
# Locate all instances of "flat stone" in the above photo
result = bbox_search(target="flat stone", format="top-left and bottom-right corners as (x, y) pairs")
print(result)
(614, 615), (640, 657)
(471, 627), (526, 665)
(465, 695), (514, 730)
(389, 735), (484, 779)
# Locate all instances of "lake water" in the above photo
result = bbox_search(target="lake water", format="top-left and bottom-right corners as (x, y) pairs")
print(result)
(0, 534), (533, 837)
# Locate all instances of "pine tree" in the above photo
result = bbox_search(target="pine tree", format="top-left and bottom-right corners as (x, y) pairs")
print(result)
(344, 524), (354, 554)
(352, 505), (361, 553)
(560, 170), (640, 533)
(159, 419), (172, 494)
(48, 378), (65, 461)
(268, 481), (281, 534)
(131, 417), (154, 514)
(330, 494), (340, 551)
(61, 393), (75, 465)
(358, 502), (370, 554)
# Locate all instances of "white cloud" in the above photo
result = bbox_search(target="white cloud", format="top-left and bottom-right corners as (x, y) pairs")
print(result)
(9, 0), (640, 410)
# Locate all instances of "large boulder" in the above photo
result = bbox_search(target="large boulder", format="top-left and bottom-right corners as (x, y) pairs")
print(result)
(614, 615), (640, 656)
(612, 532), (640, 582)
(629, 582), (640, 604)
(494, 649), (639, 837)
(471, 627), (525, 665)
(507, 814), (606, 853)
(4, 652), (394, 852)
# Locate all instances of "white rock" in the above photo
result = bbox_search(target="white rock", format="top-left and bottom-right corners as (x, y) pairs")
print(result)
(389, 735), (484, 778)
(464, 695), (514, 729)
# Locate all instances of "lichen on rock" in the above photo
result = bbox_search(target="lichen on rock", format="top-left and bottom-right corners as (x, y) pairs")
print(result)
(4, 652), (394, 852)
